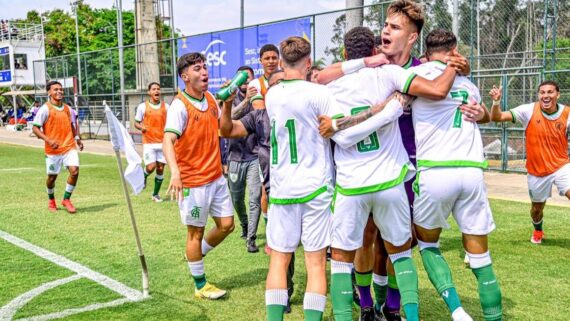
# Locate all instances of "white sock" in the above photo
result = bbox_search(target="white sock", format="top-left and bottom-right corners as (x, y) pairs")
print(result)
(187, 259), (204, 277)
(466, 251), (492, 269)
(373, 273), (388, 286)
(65, 184), (75, 193)
(303, 292), (327, 312)
(47, 187), (54, 194)
(418, 240), (439, 251)
(331, 259), (353, 274)
(452, 307), (473, 321)
(155, 174), (164, 180)
(388, 248), (412, 263)
(201, 240), (214, 256)
(266, 289), (288, 306)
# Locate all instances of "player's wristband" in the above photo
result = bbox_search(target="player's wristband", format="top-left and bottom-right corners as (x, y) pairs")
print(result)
(74, 136), (80, 140)
(492, 100), (500, 105)
(341, 58), (365, 75)
(331, 119), (339, 132)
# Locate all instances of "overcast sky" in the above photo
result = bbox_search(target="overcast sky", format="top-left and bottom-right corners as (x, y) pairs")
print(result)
(0, 0), (372, 36)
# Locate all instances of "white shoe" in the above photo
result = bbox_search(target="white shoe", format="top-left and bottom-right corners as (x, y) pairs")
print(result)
(452, 307), (473, 321)
(152, 194), (163, 202)
(463, 253), (470, 267)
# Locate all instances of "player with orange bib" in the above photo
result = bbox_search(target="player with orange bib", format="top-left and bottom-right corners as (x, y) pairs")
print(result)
(32, 80), (84, 214)
(134, 82), (169, 202)
(163, 52), (235, 300)
(490, 80), (570, 244)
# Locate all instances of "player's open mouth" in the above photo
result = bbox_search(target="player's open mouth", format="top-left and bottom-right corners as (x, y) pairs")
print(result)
(382, 37), (392, 46)
(541, 99), (551, 107)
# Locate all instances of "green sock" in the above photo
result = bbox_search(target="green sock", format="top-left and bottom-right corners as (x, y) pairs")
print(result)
(144, 170), (149, 186)
(388, 274), (398, 289)
(331, 270), (353, 321)
(421, 247), (463, 314)
(63, 191), (72, 200)
(472, 264), (502, 321)
(153, 176), (163, 196)
(393, 257), (419, 321)
(532, 220), (543, 231)
(47, 188), (55, 200)
(263, 214), (268, 225)
(192, 274), (206, 290)
(267, 305), (285, 321)
(304, 309), (323, 321)
(373, 279), (387, 311)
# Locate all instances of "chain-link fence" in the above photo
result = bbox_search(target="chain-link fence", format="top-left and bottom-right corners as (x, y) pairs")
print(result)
(31, 0), (570, 172)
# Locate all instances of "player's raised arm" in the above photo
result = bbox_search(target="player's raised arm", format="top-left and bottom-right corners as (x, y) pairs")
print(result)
(316, 53), (390, 85)
(219, 90), (249, 139)
(405, 63), (457, 100)
(488, 85), (513, 122)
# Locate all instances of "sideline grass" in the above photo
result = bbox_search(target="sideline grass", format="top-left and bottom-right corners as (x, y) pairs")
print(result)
(1, 143), (569, 320)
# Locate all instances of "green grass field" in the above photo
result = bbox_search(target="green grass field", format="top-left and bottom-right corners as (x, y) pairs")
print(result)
(1, 143), (569, 321)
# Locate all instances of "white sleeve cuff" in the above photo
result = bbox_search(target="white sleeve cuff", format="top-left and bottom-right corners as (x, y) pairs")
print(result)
(341, 58), (365, 75)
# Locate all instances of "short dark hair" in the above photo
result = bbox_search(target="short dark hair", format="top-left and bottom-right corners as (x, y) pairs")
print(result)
(306, 65), (322, 81)
(237, 65), (254, 76)
(259, 44), (279, 58)
(425, 28), (457, 56)
(267, 69), (284, 86)
(387, 0), (425, 33)
(374, 35), (382, 47)
(280, 37), (311, 66)
(46, 80), (62, 91)
(147, 82), (160, 90)
(538, 80), (560, 92)
(177, 52), (206, 76)
(344, 27), (375, 60)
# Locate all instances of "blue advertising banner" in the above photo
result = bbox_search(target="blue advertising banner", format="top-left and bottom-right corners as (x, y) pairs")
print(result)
(0, 45), (13, 86)
(177, 17), (311, 92)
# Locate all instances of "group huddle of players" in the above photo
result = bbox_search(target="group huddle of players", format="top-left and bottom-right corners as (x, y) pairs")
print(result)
(31, 1), (570, 321)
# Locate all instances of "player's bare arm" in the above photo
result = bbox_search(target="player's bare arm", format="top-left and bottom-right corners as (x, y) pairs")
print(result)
(163, 132), (182, 201)
(219, 88), (249, 139)
(230, 86), (256, 119)
(32, 126), (59, 150)
(316, 53), (390, 85)
(488, 85), (513, 122)
(72, 123), (84, 151)
(134, 120), (146, 133)
(318, 92), (411, 138)
(407, 64), (457, 100)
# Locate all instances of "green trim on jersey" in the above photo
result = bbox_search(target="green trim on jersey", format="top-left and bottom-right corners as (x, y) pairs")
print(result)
(148, 100), (162, 109)
(181, 90), (205, 103)
(402, 57), (413, 69)
(32, 123), (42, 128)
(165, 128), (181, 137)
(48, 101), (64, 111)
(509, 110), (517, 124)
(417, 159), (488, 169)
(280, 79), (304, 83)
(336, 164), (410, 196)
(541, 104), (560, 117)
(250, 96), (264, 102)
(332, 113), (344, 119)
(269, 185), (329, 204)
(402, 74), (417, 94)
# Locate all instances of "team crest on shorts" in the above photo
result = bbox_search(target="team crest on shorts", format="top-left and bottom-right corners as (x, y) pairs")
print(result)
(191, 206), (201, 219)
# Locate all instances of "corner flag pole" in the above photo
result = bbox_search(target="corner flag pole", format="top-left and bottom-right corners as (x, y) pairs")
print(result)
(104, 101), (150, 297)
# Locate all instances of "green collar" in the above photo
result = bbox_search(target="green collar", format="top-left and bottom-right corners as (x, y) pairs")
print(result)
(402, 57), (413, 69)
(48, 101), (64, 110)
(182, 90), (204, 103)
(541, 103), (560, 116)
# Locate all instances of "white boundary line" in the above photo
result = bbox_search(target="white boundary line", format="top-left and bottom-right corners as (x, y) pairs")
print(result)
(0, 230), (145, 321)
(0, 275), (81, 321)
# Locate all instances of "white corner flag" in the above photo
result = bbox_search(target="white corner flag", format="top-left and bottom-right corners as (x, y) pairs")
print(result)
(104, 102), (144, 195)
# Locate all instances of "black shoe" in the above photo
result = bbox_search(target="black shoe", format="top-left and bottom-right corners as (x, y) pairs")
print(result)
(240, 229), (247, 239)
(359, 307), (375, 321)
(382, 304), (402, 321)
(374, 305), (387, 321)
(284, 299), (291, 314)
(351, 269), (360, 307)
(247, 240), (259, 253)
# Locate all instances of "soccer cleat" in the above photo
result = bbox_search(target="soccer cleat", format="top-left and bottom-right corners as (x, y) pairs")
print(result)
(247, 240), (259, 253)
(360, 307), (376, 321)
(531, 230), (544, 244)
(452, 307), (474, 321)
(381, 303), (403, 321)
(152, 194), (163, 203)
(374, 306), (387, 321)
(194, 282), (227, 300)
(48, 199), (58, 212)
(240, 229), (247, 240)
(61, 199), (76, 214)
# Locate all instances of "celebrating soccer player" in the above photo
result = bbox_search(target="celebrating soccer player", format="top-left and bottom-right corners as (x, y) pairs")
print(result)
(163, 53), (235, 300)
(134, 82), (169, 202)
(32, 81), (83, 214)
(490, 81), (570, 244)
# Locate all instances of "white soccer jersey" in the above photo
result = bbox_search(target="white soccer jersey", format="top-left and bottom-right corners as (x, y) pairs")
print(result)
(411, 61), (486, 169)
(134, 100), (170, 122)
(248, 76), (268, 103)
(327, 65), (417, 193)
(265, 79), (335, 202)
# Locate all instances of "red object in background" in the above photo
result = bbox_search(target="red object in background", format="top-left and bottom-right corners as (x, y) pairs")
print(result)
(9, 117), (27, 125)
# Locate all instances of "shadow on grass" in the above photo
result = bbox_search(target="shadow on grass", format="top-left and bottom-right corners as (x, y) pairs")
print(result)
(216, 267), (268, 291)
(529, 237), (570, 251)
(78, 202), (119, 213)
(148, 292), (211, 321)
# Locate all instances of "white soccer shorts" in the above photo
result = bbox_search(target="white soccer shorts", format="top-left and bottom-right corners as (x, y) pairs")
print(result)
(266, 191), (333, 253)
(143, 143), (166, 165)
(178, 176), (234, 227)
(331, 183), (411, 250)
(527, 163), (570, 202)
(45, 149), (79, 175)
(413, 167), (495, 235)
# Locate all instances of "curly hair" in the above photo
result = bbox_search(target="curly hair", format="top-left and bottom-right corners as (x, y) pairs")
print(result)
(344, 27), (375, 60)
(387, 0), (425, 33)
